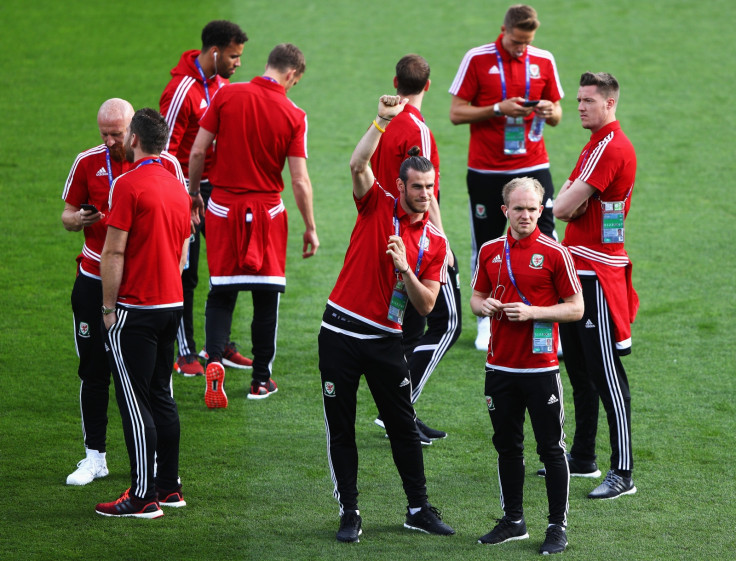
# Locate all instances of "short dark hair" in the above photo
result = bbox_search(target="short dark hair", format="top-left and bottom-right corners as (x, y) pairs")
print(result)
(395, 54), (430, 96)
(399, 146), (434, 183)
(267, 43), (306, 75)
(580, 71), (620, 102)
(503, 4), (540, 32)
(201, 20), (248, 50)
(130, 108), (169, 155)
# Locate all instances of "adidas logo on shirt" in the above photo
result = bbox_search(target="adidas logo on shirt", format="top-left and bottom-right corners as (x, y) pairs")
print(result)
(585, 319), (596, 329)
(200, 99), (208, 109)
(547, 394), (559, 405)
(399, 377), (410, 388)
(95, 167), (107, 177)
(492, 254), (502, 264)
(488, 65), (501, 75)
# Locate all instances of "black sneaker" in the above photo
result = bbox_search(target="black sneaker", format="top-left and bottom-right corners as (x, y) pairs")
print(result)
(404, 504), (455, 535)
(478, 516), (529, 545)
(539, 524), (567, 555)
(537, 453), (601, 478)
(416, 418), (447, 440)
(336, 510), (362, 543)
(587, 470), (636, 499)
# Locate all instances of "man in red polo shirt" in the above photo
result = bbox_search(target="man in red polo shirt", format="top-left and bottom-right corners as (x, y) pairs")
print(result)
(471, 177), (582, 554)
(189, 43), (319, 405)
(96, 108), (191, 518)
(319, 95), (455, 543)
(160, 20), (251, 376)
(449, 4), (564, 350)
(552, 72), (638, 500)
(370, 54), (462, 442)
(61, 98), (185, 487)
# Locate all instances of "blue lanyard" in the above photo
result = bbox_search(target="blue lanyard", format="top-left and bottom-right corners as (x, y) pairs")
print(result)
(194, 58), (211, 106)
(494, 51), (530, 101)
(393, 199), (429, 275)
(104, 147), (114, 188)
(504, 238), (532, 306)
(135, 158), (161, 169)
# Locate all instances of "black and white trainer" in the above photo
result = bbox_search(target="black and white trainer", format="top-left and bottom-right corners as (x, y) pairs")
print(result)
(587, 470), (636, 499)
(478, 516), (529, 545)
(416, 418), (447, 440)
(539, 524), (568, 555)
(336, 510), (362, 543)
(537, 453), (601, 478)
(404, 504), (455, 535)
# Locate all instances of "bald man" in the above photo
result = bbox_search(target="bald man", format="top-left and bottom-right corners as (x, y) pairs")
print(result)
(62, 99), (185, 486)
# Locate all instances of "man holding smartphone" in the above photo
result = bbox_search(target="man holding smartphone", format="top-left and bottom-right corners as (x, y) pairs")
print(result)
(61, 99), (184, 486)
(449, 4), (564, 350)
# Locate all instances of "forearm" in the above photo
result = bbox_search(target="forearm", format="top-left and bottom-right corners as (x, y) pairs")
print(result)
(402, 271), (439, 316)
(449, 97), (495, 125)
(61, 208), (83, 232)
(350, 116), (389, 197)
(292, 176), (317, 231)
(100, 253), (124, 309)
(188, 149), (205, 193)
(470, 294), (486, 317)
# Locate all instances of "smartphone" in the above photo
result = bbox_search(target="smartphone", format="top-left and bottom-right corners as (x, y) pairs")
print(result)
(523, 100), (540, 107)
(80, 203), (99, 213)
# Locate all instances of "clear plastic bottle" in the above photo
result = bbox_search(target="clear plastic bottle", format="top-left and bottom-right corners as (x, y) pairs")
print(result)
(528, 114), (545, 142)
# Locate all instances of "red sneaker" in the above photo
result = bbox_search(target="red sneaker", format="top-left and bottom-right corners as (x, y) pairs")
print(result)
(247, 378), (278, 400)
(204, 362), (228, 409)
(174, 354), (204, 377)
(95, 488), (163, 519)
(222, 342), (253, 369)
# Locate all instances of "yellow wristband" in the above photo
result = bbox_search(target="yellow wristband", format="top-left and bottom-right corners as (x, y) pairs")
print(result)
(373, 120), (385, 133)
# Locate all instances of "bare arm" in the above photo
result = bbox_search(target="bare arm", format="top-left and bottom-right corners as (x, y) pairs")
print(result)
(554, 179), (596, 222)
(187, 127), (216, 225)
(287, 155), (319, 258)
(533, 99), (562, 127)
(179, 235), (190, 274)
(350, 95), (408, 200)
(500, 291), (583, 323)
(61, 202), (104, 232)
(386, 234), (442, 316)
(470, 289), (504, 318)
(100, 226), (128, 329)
(449, 94), (533, 125)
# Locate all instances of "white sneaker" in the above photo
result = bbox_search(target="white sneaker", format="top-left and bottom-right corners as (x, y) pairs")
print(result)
(66, 456), (109, 486)
(474, 317), (490, 351)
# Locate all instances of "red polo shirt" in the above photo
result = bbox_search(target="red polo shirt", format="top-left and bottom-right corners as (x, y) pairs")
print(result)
(449, 34), (563, 172)
(472, 228), (580, 372)
(200, 76), (307, 192)
(327, 181), (448, 333)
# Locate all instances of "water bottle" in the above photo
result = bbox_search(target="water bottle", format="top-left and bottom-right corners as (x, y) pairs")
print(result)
(528, 114), (545, 142)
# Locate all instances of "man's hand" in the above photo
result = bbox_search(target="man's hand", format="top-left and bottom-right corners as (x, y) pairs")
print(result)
(500, 301), (535, 322)
(377, 95), (408, 121)
(386, 235), (409, 273)
(103, 311), (117, 330)
(303, 228), (319, 258)
(190, 194), (205, 226)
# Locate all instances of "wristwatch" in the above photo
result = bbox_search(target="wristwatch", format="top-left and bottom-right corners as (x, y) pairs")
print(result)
(101, 305), (116, 315)
(493, 103), (503, 117)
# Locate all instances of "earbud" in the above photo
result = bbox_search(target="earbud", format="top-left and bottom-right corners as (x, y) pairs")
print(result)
(505, 211), (509, 218)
